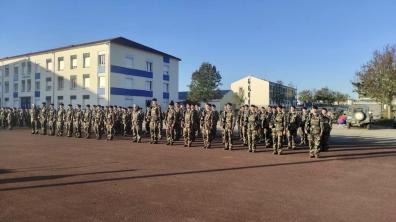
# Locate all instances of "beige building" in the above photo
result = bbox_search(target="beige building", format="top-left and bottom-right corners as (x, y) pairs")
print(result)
(230, 75), (297, 107)
(0, 37), (180, 109)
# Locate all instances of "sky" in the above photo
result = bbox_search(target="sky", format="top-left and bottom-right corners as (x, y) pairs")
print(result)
(1, 0), (396, 97)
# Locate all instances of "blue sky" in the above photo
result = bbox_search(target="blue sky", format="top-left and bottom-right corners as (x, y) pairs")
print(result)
(1, 0), (396, 97)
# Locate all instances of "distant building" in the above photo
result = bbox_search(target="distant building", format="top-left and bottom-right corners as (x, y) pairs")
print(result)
(0, 37), (180, 109)
(230, 75), (297, 107)
(178, 90), (240, 111)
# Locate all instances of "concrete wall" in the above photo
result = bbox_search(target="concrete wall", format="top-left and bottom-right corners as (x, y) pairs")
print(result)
(230, 76), (270, 106)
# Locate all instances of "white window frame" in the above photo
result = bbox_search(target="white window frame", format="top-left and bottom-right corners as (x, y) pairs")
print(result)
(70, 75), (77, 90)
(145, 80), (153, 91)
(58, 57), (64, 71)
(71, 55), (77, 69)
(98, 76), (105, 88)
(83, 53), (90, 68)
(83, 74), (90, 89)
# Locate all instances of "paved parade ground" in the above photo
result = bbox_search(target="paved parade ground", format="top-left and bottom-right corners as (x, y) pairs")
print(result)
(0, 127), (395, 222)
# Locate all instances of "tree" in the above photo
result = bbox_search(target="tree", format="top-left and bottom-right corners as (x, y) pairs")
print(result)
(298, 89), (314, 104)
(314, 87), (336, 105)
(232, 88), (245, 106)
(334, 92), (349, 105)
(353, 45), (396, 119)
(188, 63), (222, 103)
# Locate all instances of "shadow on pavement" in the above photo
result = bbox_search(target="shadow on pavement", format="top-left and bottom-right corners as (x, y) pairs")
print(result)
(1, 152), (395, 192)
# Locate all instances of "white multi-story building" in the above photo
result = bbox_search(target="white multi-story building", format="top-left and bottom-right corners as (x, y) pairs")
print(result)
(0, 37), (180, 108)
(231, 75), (297, 107)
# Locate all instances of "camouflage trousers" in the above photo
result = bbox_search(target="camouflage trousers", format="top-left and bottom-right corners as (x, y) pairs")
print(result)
(106, 123), (114, 140)
(132, 123), (142, 142)
(31, 119), (39, 134)
(298, 126), (308, 145)
(248, 127), (257, 151)
(166, 123), (175, 145)
(183, 125), (193, 147)
(287, 128), (298, 149)
(65, 121), (73, 137)
(83, 122), (91, 138)
(149, 121), (160, 143)
(74, 122), (82, 138)
(40, 120), (47, 135)
(56, 121), (64, 136)
(202, 127), (212, 148)
(308, 133), (321, 157)
(224, 127), (233, 149)
(48, 120), (56, 136)
(94, 122), (103, 139)
(272, 129), (284, 154)
(259, 127), (271, 147)
(241, 125), (248, 145)
(321, 130), (331, 151)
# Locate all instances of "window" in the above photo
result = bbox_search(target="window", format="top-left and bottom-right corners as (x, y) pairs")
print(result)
(83, 74), (90, 89)
(13, 99), (19, 107)
(34, 98), (40, 106)
(46, 59), (52, 71)
(21, 62), (26, 74)
(27, 79), (31, 92)
(21, 80), (26, 92)
(98, 53), (105, 66)
(45, 96), (51, 105)
(5, 65), (9, 77)
(57, 96), (63, 105)
(126, 77), (133, 89)
(98, 76), (105, 88)
(163, 83), (169, 93)
(70, 95), (77, 106)
(124, 56), (134, 68)
(83, 53), (90, 68)
(35, 81), (40, 91)
(145, 80), (152, 91)
(46, 77), (52, 91)
(163, 64), (169, 75)
(146, 61), (153, 72)
(14, 72), (18, 81)
(58, 57), (64, 70)
(14, 66), (19, 75)
(5, 81), (9, 93)
(70, 55), (77, 69)
(27, 61), (32, 74)
(70, 75), (77, 89)
(82, 95), (90, 106)
(14, 83), (18, 92)
(35, 63), (40, 73)
(57, 77), (64, 90)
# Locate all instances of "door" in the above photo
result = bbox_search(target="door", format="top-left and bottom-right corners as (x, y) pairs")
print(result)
(20, 97), (31, 109)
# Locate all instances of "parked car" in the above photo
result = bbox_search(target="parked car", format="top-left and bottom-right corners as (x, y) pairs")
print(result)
(346, 106), (373, 129)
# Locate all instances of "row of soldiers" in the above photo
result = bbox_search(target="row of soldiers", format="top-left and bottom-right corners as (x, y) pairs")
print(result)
(0, 107), (31, 130)
(7, 99), (332, 159)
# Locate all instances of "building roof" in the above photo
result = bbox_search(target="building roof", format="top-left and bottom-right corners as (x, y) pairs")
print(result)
(0, 36), (181, 61)
(178, 90), (231, 101)
(231, 75), (297, 90)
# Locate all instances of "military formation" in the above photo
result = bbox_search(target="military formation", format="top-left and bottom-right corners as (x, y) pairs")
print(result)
(1, 99), (333, 158)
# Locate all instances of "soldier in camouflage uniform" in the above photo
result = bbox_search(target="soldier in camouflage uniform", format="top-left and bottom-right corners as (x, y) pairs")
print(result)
(223, 103), (234, 150)
(7, 108), (13, 130)
(320, 108), (332, 151)
(306, 105), (323, 158)
(39, 102), (47, 135)
(211, 105), (219, 140)
(183, 103), (194, 147)
(259, 106), (271, 147)
(106, 106), (115, 140)
(247, 105), (259, 152)
(165, 101), (177, 145)
(192, 104), (200, 142)
(286, 105), (300, 149)
(56, 103), (66, 136)
(144, 102), (151, 135)
(131, 106), (144, 143)
(299, 107), (309, 145)
(271, 105), (286, 155)
(220, 104), (227, 144)
(94, 105), (105, 139)
(121, 107), (130, 136)
(65, 104), (74, 137)
(83, 105), (92, 138)
(202, 103), (214, 149)
(73, 104), (83, 138)
(47, 103), (56, 136)
(241, 105), (249, 146)
(30, 104), (39, 134)
(237, 106), (244, 141)
(148, 99), (161, 144)
(174, 102), (182, 141)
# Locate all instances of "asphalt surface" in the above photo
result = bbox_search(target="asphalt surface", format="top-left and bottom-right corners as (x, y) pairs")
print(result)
(0, 127), (395, 222)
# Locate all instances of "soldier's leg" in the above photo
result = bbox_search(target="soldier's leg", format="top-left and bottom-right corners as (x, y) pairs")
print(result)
(291, 130), (297, 149)
(314, 134), (321, 158)
(252, 130), (257, 152)
(183, 127), (188, 146)
(187, 128), (192, 147)
(277, 132), (283, 155)
(287, 130), (292, 148)
(308, 134), (315, 157)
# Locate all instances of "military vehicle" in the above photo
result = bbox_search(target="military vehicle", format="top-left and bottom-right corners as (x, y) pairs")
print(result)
(346, 105), (373, 129)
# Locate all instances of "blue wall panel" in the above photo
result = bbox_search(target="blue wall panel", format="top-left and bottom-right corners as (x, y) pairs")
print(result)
(111, 65), (153, 78)
(110, 87), (153, 97)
